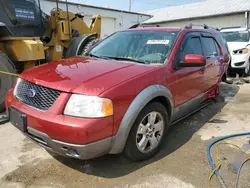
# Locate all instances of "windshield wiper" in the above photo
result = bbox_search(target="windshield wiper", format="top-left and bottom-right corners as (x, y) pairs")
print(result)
(88, 53), (110, 60)
(88, 54), (147, 64)
(103, 56), (147, 64)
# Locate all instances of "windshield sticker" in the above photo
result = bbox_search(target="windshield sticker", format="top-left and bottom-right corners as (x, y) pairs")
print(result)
(147, 40), (170, 44)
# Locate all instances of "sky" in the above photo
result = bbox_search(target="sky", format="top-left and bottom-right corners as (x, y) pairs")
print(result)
(69, 0), (206, 12)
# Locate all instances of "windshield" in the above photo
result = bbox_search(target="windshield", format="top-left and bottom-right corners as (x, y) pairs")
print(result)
(88, 30), (179, 64)
(222, 31), (250, 42)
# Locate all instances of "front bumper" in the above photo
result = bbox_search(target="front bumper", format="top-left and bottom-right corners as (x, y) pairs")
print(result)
(230, 54), (249, 69)
(25, 126), (112, 160)
(6, 89), (115, 159)
(6, 89), (113, 145)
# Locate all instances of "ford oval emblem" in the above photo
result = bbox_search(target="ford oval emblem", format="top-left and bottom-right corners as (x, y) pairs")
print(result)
(26, 89), (36, 98)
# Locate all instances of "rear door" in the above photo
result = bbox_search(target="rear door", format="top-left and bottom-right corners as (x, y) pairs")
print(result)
(201, 33), (221, 89)
(214, 33), (231, 77)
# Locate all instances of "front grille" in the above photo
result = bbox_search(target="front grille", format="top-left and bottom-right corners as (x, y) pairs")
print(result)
(15, 79), (62, 110)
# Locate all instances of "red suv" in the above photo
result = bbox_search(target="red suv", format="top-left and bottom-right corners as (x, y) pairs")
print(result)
(6, 24), (229, 161)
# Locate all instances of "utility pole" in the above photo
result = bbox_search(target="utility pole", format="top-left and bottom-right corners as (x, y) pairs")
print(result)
(129, 0), (132, 11)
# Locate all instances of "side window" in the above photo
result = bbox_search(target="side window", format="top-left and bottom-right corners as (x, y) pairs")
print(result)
(215, 33), (229, 54)
(214, 41), (221, 56)
(202, 37), (218, 57)
(180, 37), (203, 60)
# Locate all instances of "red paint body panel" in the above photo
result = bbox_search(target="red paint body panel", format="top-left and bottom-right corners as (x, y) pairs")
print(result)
(21, 57), (156, 95)
(124, 27), (182, 32)
(6, 28), (229, 147)
(6, 89), (113, 144)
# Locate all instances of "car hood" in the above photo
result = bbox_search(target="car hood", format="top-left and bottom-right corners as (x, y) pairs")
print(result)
(227, 42), (250, 52)
(21, 57), (157, 95)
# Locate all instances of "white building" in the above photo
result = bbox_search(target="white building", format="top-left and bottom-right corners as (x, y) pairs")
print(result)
(144, 0), (250, 29)
(39, 0), (152, 38)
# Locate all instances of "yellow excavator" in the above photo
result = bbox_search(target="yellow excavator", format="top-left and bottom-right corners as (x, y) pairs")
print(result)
(0, 0), (101, 112)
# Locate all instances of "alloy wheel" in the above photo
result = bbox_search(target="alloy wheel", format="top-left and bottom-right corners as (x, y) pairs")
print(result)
(136, 111), (164, 153)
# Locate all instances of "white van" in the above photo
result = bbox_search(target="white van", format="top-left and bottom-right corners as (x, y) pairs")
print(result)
(221, 27), (250, 76)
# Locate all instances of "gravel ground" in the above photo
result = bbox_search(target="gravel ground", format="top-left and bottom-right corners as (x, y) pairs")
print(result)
(0, 83), (250, 188)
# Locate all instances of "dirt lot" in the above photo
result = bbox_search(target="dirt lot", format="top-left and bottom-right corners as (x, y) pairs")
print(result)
(0, 83), (250, 188)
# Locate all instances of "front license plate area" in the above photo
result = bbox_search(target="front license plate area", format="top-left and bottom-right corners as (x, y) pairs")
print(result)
(9, 107), (27, 132)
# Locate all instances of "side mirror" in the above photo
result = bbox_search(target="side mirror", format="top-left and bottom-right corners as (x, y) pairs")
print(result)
(180, 54), (206, 67)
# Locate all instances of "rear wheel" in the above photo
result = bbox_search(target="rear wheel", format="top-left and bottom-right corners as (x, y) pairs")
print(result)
(0, 52), (16, 112)
(124, 102), (168, 161)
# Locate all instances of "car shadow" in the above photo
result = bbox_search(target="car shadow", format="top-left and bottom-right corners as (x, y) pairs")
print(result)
(51, 83), (240, 178)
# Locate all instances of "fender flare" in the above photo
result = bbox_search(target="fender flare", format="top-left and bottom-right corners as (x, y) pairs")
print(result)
(109, 84), (174, 154)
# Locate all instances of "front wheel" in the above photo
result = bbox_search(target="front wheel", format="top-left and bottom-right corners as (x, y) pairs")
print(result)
(238, 59), (250, 77)
(124, 102), (169, 161)
(244, 59), (250, 76)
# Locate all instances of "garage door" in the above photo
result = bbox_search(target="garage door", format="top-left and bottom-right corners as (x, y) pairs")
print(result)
(101, 17), (116, 38)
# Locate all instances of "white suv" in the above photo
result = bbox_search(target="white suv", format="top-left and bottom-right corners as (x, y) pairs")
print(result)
(221, 27), (250, 76)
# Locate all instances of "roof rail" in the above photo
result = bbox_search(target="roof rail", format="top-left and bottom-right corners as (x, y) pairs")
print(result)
(185, 23), (219, 31)
(220, 26), (242, 30)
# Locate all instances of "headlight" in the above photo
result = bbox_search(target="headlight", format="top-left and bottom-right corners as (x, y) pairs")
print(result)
(233, 48), (249, 55)
(64, 94), (113, 118)
(13, 78), (21, 96)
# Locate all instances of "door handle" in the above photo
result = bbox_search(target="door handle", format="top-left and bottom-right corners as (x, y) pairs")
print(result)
(199, 67), (205, 74)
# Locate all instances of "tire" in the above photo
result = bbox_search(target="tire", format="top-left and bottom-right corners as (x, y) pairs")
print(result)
(244, 59), (250, 76)
(64, 34), (98, 58)
(0, 52), (16, 112)
(238, 59), (250, 77)
(81, 39), (99, 56)
(124, 102), (169, 161)
(222, 73), (226, 82)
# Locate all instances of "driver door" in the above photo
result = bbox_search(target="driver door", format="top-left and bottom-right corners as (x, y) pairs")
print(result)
(170, 32), (206, 121)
